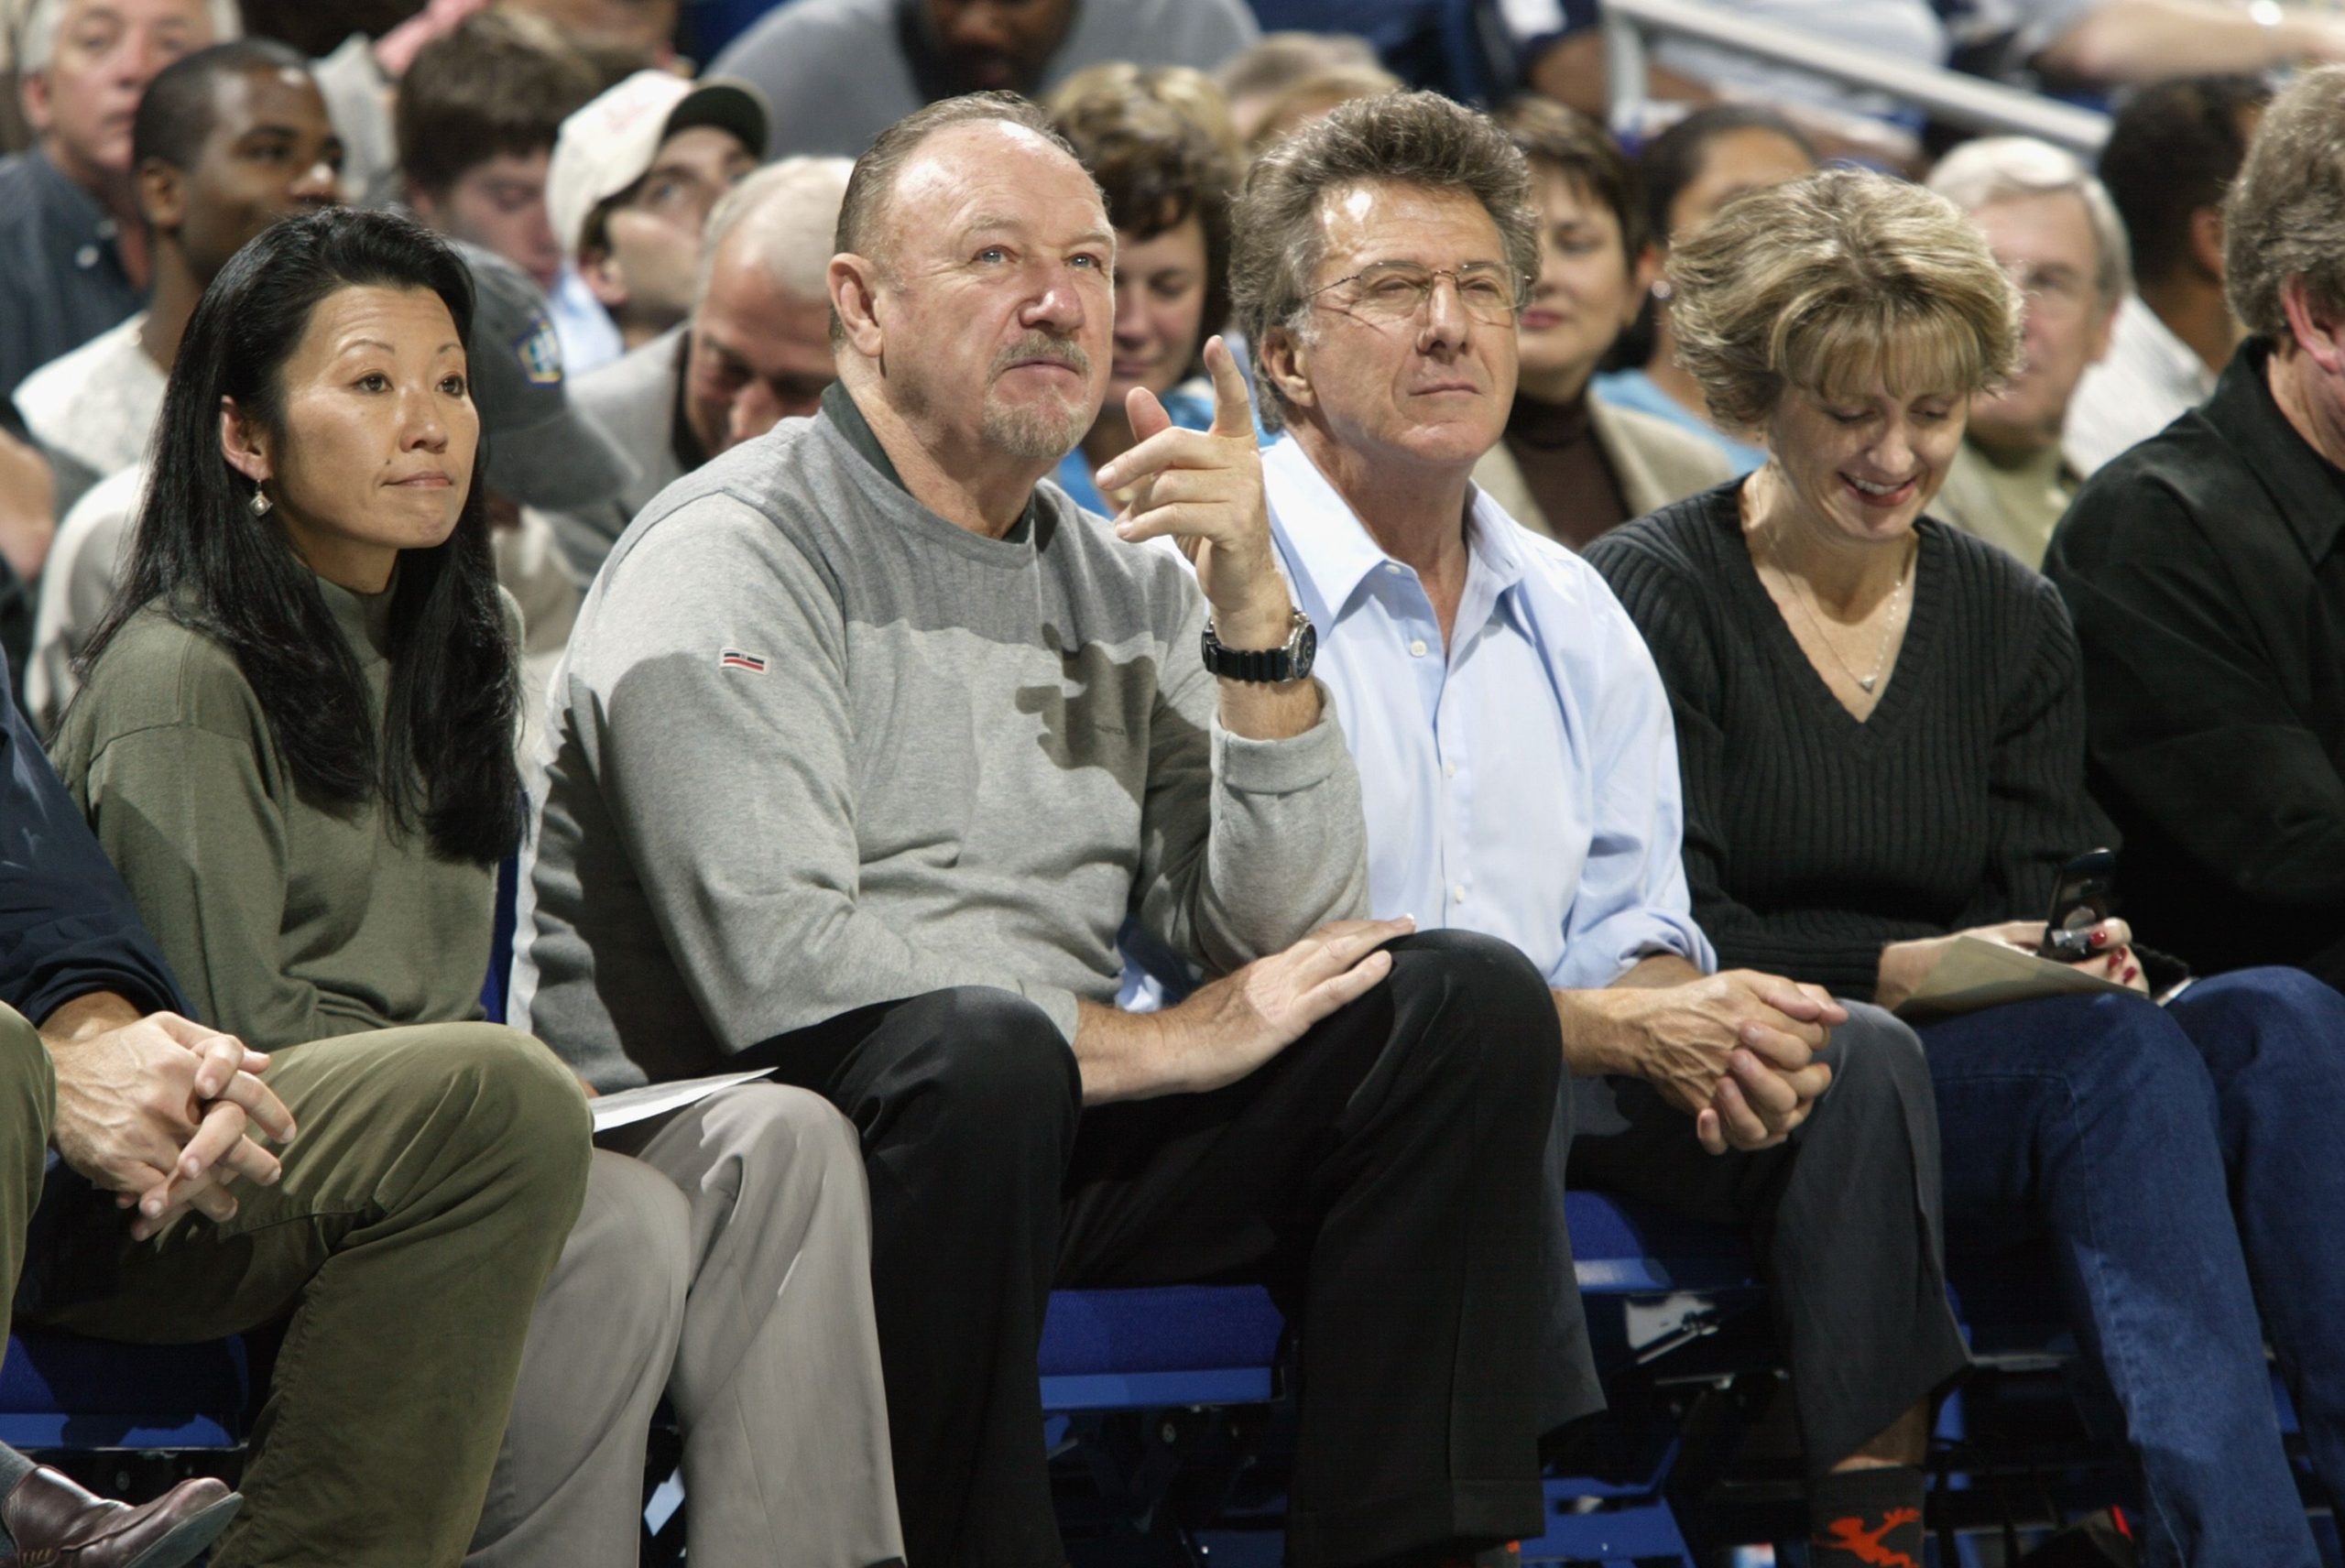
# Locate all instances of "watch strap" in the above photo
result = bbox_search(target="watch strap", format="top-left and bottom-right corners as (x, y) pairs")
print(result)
(1201, 610), (1314, 683)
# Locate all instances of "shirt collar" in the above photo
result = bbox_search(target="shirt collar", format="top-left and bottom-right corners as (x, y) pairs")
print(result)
(312, 569), (395, 663)
(27, 147), (117, 246)
(2123, 293), (2218, 396)
(1264, 434), (1527, 629)
(2206, 337), (2345, 561)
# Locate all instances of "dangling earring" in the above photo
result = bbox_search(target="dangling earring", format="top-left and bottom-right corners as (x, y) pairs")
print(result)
(248, 487), (273, 518)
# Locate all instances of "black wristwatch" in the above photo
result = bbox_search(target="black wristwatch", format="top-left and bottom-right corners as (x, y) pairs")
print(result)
(1201, 608), (1316, 683)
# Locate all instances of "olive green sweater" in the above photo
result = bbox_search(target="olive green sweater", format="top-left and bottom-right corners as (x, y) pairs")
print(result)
(49, 580), (499, 1051)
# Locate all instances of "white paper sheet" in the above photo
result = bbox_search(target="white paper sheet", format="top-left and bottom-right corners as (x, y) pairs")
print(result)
(589, 1068), (777, 1136)
(1892, 933), (2132, 1018)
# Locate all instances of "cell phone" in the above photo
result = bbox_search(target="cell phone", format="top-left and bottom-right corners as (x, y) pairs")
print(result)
(2040, 848), (2117, 962)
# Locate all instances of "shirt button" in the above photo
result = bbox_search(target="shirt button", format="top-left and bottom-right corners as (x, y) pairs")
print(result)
(1409, 638), (1428, 658)
(1445, 760), (1457, 779)
(1452, 884), (1467, 905)
(1384, 561), (1405, 574)
(74, 243), (99, 269)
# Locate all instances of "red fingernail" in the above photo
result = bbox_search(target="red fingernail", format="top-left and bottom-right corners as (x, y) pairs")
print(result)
(2089, 930), (2109, 948)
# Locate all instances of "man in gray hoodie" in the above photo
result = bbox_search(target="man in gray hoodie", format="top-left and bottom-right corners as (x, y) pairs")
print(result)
(518, 92), (1567, 1568)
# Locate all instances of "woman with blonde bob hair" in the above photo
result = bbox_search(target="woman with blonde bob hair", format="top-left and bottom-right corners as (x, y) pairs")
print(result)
(1589, 167), (2345, 1563)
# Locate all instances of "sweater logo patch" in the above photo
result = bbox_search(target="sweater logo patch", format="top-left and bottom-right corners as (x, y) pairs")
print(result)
(719, 648), (768, 673)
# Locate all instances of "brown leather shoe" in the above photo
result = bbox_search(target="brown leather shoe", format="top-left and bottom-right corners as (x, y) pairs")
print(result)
(0, 1467), (239, 1568)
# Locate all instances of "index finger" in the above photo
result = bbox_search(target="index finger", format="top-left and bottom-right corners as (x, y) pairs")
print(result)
(176, 1102), (278, 1188)
(1310, 916), (1416, 946)
(1735, 1023), (1816, 1073)
(205, 1071), (297, 1145)
(1302, 916), (1415, 975)
(1201, 335), (1254, 440)
(145, 1011), (266, 1071)
(1745, 974), (1839, 1025)
(1793, 983), (1849, 1025)
(190, 1035), (249, 1101)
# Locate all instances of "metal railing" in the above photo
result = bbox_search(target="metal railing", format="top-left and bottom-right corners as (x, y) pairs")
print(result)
(1601, 0), (2112, 153)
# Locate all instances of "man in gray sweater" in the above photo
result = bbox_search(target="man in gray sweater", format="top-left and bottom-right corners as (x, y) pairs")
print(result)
(518, 93), (1565, 1568)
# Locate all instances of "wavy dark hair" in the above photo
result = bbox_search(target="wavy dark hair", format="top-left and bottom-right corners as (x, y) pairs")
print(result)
(1049, 71), (1238, 363)
(81, 208), (524, 865)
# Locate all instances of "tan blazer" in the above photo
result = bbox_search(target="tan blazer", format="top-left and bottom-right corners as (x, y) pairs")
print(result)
(1472, 397), (1733, 546)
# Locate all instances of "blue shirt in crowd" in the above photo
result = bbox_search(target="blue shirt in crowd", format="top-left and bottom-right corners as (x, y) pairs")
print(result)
(1261, 435), (1714, 989)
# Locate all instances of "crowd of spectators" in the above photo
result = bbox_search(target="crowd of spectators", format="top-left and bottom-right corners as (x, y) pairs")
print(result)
(0, 3), (2341, 1567)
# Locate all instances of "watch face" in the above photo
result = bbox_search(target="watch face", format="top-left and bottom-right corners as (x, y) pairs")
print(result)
(1292, 620), (1317, 681)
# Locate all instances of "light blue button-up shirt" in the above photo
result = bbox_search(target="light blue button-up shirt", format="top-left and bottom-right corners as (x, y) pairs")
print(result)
(1263, 435), (1714, 989)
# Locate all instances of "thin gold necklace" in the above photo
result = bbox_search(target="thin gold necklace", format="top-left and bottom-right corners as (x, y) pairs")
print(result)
(1761, 525), (1915, 695)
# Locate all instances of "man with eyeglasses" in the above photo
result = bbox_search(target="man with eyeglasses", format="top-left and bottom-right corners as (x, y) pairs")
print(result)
(1922, 137), (2123, 570)
(544, 70), (768, 376)
(519, 89), (1565, 1568)
(1235, 93), (1965, 1565)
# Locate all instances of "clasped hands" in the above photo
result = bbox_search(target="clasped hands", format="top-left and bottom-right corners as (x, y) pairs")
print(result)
(1584, 969), (1844, 1155)
(42, 996), (295, 1243)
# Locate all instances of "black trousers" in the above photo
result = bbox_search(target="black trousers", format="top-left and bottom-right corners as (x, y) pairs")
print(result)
(744, 930), (1563, 1568)
(1565, 1001), (1969, 1481)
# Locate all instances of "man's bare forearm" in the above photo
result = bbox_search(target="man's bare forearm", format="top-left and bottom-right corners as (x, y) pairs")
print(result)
(38, 991), (143, 1048)
(1549, 953), (1698, 1078)
(1216, 672), (1320, 742)
(1610, 953), (1703, 991)
(2037, 0), (2344, 81)
(1073, 998), (1181, 1105)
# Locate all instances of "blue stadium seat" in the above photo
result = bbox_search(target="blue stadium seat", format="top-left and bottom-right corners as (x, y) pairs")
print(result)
(0, 1332), (256, 1452)
(1041, 1284), (1285, 1412)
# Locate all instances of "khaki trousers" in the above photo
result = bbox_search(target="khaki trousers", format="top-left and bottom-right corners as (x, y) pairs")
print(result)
(467, 1083), (902, 1568)
(0, 1006), (594, 1568)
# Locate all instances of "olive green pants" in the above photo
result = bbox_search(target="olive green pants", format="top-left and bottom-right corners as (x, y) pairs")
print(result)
(0, 1005), (593, 1568)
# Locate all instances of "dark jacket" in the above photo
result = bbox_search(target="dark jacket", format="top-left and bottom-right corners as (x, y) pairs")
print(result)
(2045, 338), (2345, 985)
(0, 150), (143, 401)
(0, 647), (181, 1027)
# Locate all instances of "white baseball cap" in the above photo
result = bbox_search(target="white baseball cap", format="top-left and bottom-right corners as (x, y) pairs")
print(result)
(547, 71), (771, 262)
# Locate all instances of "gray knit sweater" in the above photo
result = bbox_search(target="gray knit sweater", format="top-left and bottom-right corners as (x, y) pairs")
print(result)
(517, 386), (1369, 1090)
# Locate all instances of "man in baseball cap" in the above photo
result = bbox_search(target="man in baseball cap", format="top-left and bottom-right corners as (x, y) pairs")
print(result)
(546, 70), (769, 373)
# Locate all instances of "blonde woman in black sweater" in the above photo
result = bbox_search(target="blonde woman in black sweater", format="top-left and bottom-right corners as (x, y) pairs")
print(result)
(1587, 168), (2345, 1568)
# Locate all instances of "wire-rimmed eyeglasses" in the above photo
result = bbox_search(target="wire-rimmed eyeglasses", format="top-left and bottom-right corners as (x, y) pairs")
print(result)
(1306, 261), (1522, 326)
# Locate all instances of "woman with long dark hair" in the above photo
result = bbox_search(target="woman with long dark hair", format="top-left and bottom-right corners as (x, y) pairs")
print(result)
(66, 200), (523, 1036)
(54, 209), (902, 1568)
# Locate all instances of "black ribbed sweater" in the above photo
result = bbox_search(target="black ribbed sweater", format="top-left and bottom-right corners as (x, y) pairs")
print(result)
(1585, 484), (2112, 1002)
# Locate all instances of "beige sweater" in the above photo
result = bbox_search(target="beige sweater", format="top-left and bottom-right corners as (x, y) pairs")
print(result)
(1472, 396), (1732, 545)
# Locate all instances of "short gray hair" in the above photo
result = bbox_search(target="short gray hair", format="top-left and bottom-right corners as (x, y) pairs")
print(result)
(832, 92), (1092, 346)
(18, 0), (237, 76)
(2223, 64), (2345, 343)
(700, 156), (852, 305)
(1925, 135), (2131, 306)
(1227, 90), (1537, 432)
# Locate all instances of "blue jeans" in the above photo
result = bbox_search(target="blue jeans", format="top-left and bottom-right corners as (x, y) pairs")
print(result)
(1923, 968), (2345, 1568)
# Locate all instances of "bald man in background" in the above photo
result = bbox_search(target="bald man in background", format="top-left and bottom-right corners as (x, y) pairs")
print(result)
(550, 155), (849, 582)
